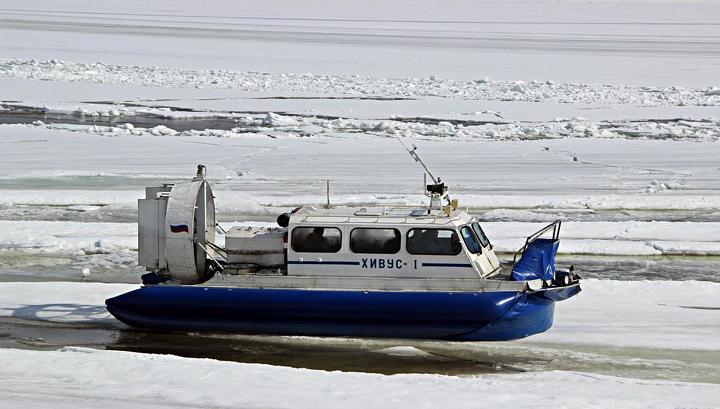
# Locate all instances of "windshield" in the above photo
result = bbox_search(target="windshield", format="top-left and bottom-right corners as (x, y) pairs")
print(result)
(472, 222), (491, 247)
(460, 226), (482, 254)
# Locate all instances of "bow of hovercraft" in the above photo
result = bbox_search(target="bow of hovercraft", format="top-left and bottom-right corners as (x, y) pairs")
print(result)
(454, 225), (582, 341)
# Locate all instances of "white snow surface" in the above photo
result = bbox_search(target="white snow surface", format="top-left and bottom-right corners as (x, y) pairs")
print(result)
(0, 221), (136, 254)
(0, 346), (718, 409)
(1, 126), (719, 205)
(522, 279), (720, 351)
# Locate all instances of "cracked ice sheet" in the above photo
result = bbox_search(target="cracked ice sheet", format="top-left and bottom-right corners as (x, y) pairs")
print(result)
(3, 78), (720, 126)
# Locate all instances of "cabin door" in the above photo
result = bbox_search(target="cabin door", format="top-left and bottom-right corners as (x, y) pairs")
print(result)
(471, 222), (500, 271)
(459, 226), (495, 276)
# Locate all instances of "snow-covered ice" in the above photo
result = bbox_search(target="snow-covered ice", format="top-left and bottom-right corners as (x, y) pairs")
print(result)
(3, 59), (720, 107)
(1, 127), (719, 209)
(0, 346), (718, 409)
(0, 344), (717, 409)
(2, 0), (719, 87)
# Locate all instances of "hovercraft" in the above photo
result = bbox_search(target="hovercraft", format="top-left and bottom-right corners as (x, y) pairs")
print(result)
(106, 143), (581, 341)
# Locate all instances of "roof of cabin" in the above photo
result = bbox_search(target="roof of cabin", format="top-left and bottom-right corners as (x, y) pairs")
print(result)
(289, 206), (473, 227)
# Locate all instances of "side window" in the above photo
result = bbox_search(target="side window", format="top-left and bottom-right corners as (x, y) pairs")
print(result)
(472, 222), (491, 247)
(461, 226), (482, 254)
(406, 228), (461, 255)
(291, 227), (342, 253)
(350, 228), (401, 254)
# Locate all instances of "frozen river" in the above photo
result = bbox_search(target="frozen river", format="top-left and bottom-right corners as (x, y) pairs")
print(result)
(1, 0), (719, 407)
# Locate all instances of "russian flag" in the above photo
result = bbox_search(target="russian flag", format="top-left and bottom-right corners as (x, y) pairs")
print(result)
(170, 224), (189, 233)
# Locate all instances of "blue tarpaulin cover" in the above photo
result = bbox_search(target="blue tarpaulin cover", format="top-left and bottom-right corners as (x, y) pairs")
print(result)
(511, 238), (559, 281)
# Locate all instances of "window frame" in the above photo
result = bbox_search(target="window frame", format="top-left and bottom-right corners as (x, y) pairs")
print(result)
(471, 222), (491, 248)
(406, 228), (462, 256)
(460, 225), (482, 254)
(290, 226), (343, 253)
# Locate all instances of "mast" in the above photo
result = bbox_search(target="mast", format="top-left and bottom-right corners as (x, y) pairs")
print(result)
(395, 136), (453, 210)
(395, 136), (439, 184)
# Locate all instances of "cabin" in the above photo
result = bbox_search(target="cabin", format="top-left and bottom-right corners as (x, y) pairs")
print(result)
(138, 167), (502, 284)
(223, 206), (503, 279)
(136, 163), (576, 296)
(283, 206), (500, 279)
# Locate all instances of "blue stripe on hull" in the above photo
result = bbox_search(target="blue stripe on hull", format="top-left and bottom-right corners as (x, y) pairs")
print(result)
(105, 286), (559, 341)
(287, 261), (360, 266)
(421, 262), (473, 268)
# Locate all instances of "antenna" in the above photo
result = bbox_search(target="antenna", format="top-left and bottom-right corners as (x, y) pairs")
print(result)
(324, 179), (331, 209)
(395, 136), (439, 183)
(395, 136), (452, 209)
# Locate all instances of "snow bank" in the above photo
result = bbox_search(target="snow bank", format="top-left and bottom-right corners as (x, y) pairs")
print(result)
(10, 109), (720, 141)
(0, 347), (717, 409)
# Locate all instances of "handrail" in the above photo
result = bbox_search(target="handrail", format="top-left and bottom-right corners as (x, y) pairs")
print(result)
(196, 241), (225, 273)
(511, 220), (562, 270)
